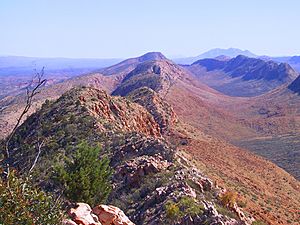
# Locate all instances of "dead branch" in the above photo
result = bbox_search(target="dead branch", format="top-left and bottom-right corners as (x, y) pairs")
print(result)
(3, 67), (47, 179)
(28, 139), (45, 174)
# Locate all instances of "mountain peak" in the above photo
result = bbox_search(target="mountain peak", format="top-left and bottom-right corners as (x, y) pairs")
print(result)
(100, 52), (168, 76)
(137, 52), (167, 62)
(198, 48), (257, 59)
(112, 60), (185, 96)
(235, 54), (249, 59)
(173, 48), (257, 65)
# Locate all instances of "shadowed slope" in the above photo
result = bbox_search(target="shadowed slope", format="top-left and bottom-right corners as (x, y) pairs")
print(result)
(288, 74), (300, 94)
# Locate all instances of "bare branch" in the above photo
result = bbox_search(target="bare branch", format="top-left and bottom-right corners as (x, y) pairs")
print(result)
(3, 67), (47, 179)
(28, 139), (45, 174)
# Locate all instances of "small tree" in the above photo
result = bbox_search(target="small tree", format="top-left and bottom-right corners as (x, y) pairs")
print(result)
(55, 141), (112, 206)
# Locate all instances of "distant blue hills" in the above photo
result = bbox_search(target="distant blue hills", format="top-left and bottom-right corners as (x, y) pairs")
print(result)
(0, 56), (122, 76)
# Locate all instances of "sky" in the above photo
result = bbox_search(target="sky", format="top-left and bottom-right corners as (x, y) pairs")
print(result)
(0, 0), (300, 58)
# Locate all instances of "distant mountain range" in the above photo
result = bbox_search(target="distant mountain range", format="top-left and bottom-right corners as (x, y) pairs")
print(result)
(0, 56), (121, 83)
(0, 56), (123, 69)
(186, 55), (298, 97)
(173, 48), (257, 64)
(261, 55), (300, 73)
(1, 50), (299, 99)
(0, 56), (123, 98)
(173, 48), (300, 73)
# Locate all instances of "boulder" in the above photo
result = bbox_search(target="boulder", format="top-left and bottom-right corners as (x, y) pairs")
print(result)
(93, 205), (135, 225)
(68, 203), (101, 225)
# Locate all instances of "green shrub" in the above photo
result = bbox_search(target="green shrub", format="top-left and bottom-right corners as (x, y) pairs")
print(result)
(165, 196), (204, 222)
(165, 200), (180, 220)
(54, 141), (112, 206)
(0, 169), (62, 225)
(178, 196), (204, 216)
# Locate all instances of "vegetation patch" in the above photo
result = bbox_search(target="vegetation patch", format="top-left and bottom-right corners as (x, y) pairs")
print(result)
(0, 169), (62, 225)
(165, 196), (204, 223)
(54, 141), (112, 206)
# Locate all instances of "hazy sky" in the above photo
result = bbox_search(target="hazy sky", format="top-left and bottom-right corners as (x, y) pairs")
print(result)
(1, 0), (300, 58)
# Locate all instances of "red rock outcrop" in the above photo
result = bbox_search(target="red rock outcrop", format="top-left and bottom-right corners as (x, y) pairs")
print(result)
(93, 205), (135, 225)
(77, 87), (161, 137)
(65, 203), (135, 225)
(67, 203), (101, 225)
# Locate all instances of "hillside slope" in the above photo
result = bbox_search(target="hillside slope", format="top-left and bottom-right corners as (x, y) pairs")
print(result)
(229, 85), (300, 180)
(109, 57), (300, 182)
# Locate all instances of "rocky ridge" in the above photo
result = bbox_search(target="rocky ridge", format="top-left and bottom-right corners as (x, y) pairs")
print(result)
(4, 86), (254, 225)
(100, 52), (167, 76)
(0, 52), (168, 140)
(82, 130), (253, 224)
(76, 87), (161, 137)
(127, 87), (178, 133)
